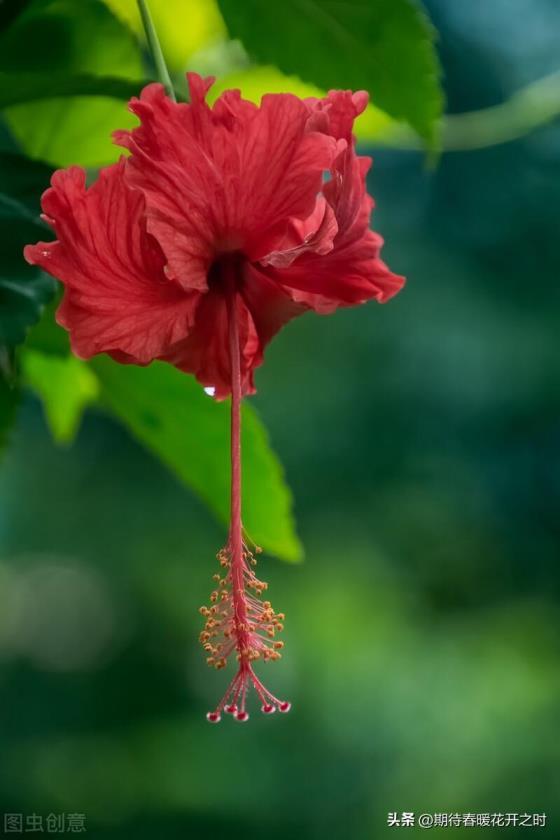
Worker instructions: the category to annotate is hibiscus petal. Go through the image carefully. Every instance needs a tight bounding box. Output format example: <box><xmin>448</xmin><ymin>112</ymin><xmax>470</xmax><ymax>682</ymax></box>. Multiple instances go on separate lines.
<box><xmin>260</xmin><ymin>145</ymin><xmax>404</xmax><ymax>310</ymax></box>
<box><xmin>263</xmin><ymin>231</ymin><xmax>403</xmax><ymax>311</ymax></box>
<box><xmin>306</xmin><ymin>89</ymin><xmax>369</xmax><ymax>142</ymax></box>
<box><xmin>237</xmin><ymin>92</ymin><xmax>338</xmax><ymax>248</ymax></box>
<box><xmin>115</xmin><ymin>75</ymin><xmax>339</xmax><ymax>285</ymax></box>
<box><xmin>275</xmin><ymin>86</ymin><xmax>405</xmax><ymax>309</ymax></box>
<box><xmin>24</xmin><ymin>77</ymin><xmax>405</xmax><ymax>401</ymax></box>
<box><xmin>24</xmin><ymin>160</ymin><xmax>199</xmax><ymax>364</ymax></box>
<box><xmin>256</xmin><ymin>195</ymin><xmax>338</xmax><ymax>268</ymax></box>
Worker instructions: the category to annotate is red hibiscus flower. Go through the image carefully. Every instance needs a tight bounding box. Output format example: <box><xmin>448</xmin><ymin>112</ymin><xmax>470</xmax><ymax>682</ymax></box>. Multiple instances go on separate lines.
<box><xmin>25</xmin><ymin>74</ymin><xmax>404</xmax><ymax>722</ymax></box>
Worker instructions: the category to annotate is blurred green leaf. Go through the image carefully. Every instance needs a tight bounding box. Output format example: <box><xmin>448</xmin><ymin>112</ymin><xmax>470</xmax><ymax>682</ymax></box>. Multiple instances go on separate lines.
<box><xmin>0</xmin><ymin>370</ymin><xmax>19</xmax><ymax>456</ymax></box>
<box><xmin>217</xmin><ymin>0</ymin><xmax>443</xmax><ymax>144</ymax></box>
<box><xmin>0</xmin><ymin>0</ymin><xmax>31</xmax><ymax>34</ymax></box>
<box><xmin>22</xmin><ymin>350</ymin><xmax>99</xmax><ymax>444</ymax></box>
<box><xmin>25</xmin><ymin>297</ymin><xmax>69</xmax><ymax>357</ymax></box>
<box><xmin>1</xmin><ymin>0</ymin><xmax>143</xmax><ymax>167</ymax></box>
<box><xmin>0</xmin><ymin>71</ymin><xmax>144</xmax><ymax>110</ymax></box>
<box><xmin>92</xmin><ymin>357</ymin><xmax>302</xmax><ymax>562</ymax></box>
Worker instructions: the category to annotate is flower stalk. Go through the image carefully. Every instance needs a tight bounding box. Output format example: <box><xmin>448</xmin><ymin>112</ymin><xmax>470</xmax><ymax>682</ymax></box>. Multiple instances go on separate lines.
<box><xmin>202</xmin><ymin>262</ymin><xmax>291</xmax><ymax>722</ymax></box>
<box><xmin>226</xmin><ymin>275</ymin><xmax>245</xmax><ymax>643</ymax></box>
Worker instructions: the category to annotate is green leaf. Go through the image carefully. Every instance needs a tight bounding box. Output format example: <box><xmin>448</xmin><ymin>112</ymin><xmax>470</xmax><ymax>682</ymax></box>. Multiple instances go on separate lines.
<box><xmin>92</xmin><ymin>357</ymin><xmax>302</xmax><ymax>562</ymax></box>
<box><xmin>0</xmin><ymin>153</ymin><xmax>56</xmax><ymax>349</ymax></box>
<box><xmin>22</xmin><ymin>350</ymin><xmax>99</xmax><ymax>445</ymax></box>
<box><xmin>217</xmin><ymin>0</ymin><xmax>443</xmax><ymax>144</ymax></box>
<box><xmin>0</xmin><ymin>151</ymin><xmax>52</xmax><ymax>221</ymax></box>
<box><xmin>0</xmin><ymin>263</ymin><xmax>54</xmax><ymax>347</ymax></box>
<box><xmin>0</xmin><ymin>71</ymin><xmax>144</xmax><ymax>110</ymax></box>
<box><xmin>208</xmin><ymin>65</ymin><xmax>396</xmax><ymax>142</ymax></box>
<box><xmin>1</xmin><ymin>0</ymin><xmax>144</xmax><ymax>167</ymax></box>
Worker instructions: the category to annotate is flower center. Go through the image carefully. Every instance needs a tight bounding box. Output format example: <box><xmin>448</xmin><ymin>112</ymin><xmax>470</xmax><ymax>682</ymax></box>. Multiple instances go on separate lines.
<box><xmin>207</xmin><ymin>251</ymin><xmax>245</xmax><ymax>293</ymax></box>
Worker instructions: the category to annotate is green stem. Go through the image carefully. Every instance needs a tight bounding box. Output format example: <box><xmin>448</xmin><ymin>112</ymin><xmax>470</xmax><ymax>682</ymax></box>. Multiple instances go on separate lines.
<box><xmin>136</xmin><ymin>0</ymin><xmax>176</xmax><ymax>101</ymax></box>
<box><xmin>377</xmin><ymin>71</ymin><xmax>560</xmax><ymax>152</ymax></box>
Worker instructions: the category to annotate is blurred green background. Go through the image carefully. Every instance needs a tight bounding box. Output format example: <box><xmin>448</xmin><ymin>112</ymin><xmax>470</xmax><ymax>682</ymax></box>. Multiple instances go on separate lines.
<box><xmin>1</xmin><ymin>0</ymin><xmax>560</xmax><ymax>837</ymax></box>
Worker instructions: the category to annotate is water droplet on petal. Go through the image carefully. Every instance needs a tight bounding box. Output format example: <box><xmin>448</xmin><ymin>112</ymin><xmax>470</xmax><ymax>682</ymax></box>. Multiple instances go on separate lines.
<box><xmin>204</xmin><ymin>386</ymin><xmax>216</xmax><ymax>397</ymax></box>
